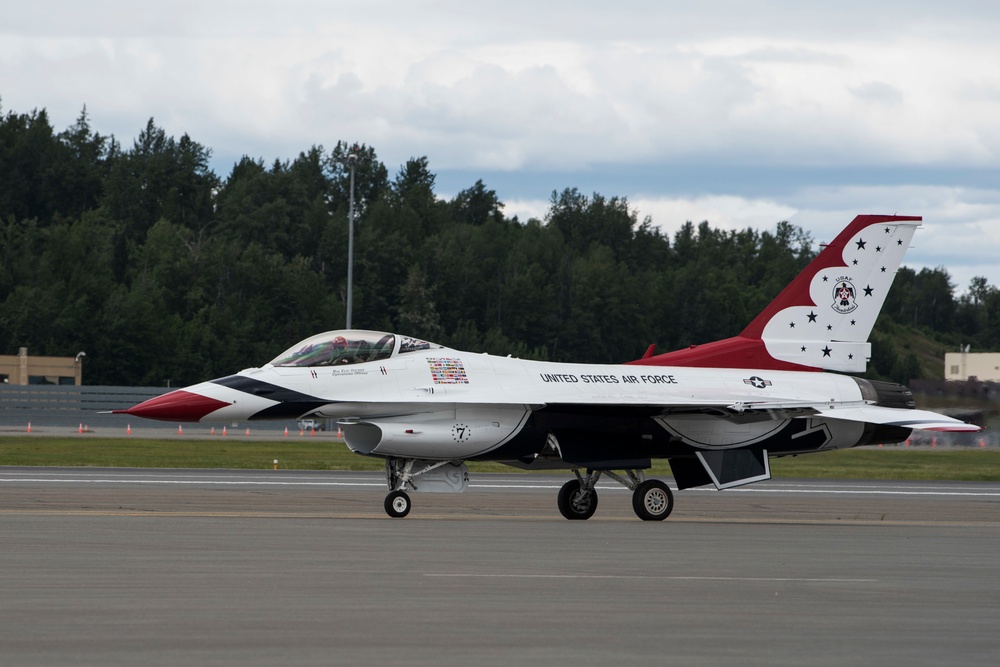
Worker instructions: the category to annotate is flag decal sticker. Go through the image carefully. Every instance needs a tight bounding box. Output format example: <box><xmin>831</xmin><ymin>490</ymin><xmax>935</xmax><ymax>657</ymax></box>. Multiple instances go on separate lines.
<box><xmin>427</xmin><ymin>358</ymin><xmax>470</xmax><ymax>384</ymax></box>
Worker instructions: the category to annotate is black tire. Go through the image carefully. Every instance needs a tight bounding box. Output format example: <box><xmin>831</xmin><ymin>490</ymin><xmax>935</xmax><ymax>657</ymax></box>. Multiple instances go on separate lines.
<box><xmin>632</xmin><ymin>480</ymin><xmax>673</xmax><ymax>521</ymax></box>
<box><xmin>384</xmin><ymin>490</ymin><xmax>411</xmax><ymax>518</ymax></box>
<box><xmin>557</xmin><ymin>479</ymin><xmax>598</xmax><ymax>520</ymax></box>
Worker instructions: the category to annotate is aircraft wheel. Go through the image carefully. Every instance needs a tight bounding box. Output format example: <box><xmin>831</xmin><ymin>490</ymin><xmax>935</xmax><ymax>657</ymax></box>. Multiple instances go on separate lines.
<box><xmin>632</xmin><ymin>480</ymin><xmax>673</xmax><ymax>521</ymax></box>
<box><xmin>557</xmin><ymin>479</ymin><xmax>598</xmax><ymax>520</ymax></box>
<box><xmin>384</xmin><ymin>490</ymin><xmax>411</xmax><ymax>518</ymax></box>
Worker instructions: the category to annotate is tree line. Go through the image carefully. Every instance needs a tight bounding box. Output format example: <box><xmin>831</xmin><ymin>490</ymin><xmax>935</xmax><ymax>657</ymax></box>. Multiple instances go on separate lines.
<box><xmin>1</xmin><ymin>104</ymin><xmax>998</xmax><ymax>386</ymax></box>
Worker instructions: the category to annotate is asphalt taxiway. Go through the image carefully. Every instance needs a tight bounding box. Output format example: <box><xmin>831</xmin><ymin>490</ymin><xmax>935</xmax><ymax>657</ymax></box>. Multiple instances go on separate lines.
<box><xmin>2</xmin><ymin>469</ymin><xmax>999</xmax><ymax>666</ymax></box>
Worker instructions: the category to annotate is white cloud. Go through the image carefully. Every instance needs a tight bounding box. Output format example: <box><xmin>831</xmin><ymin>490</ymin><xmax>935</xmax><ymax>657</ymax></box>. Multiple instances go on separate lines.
<box><xmin>7</xmin><ymin>3</ymin><xmax>1000</xmax><ymax>172</ymax></box>
<box><xmin>631</xmin><ymin>195</ymin><xmax>797</xmax><ymax>235</ymax></box>
<box><xmin>504</xmin><ymin>198</ymin><xmax>550</xmax><ymax>223</ymax></box>
<box><xmin>3</xmin><ymin>1</ymin><xmax>1000</xmax><ymax>293</ymax></box>
<box><xmin>506</xmin><ymin>186</ymin><xmax>1000</xmax><ymax>295</ymax></box>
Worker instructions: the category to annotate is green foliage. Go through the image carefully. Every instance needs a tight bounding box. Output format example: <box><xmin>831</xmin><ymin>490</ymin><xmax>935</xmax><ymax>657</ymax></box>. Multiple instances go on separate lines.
<box><xmin>1</xmin><ymin>103</ymin><xmax>997</xmax><ymax>386</ymax></box>
<box><xmin>769</xmin><ymin>448</ymin><xmax>1000</xmax><ymax>481</ymax></box>
<box><xmin>3</xmin><ymin>436</ymin><xmax>999</xmax><ymax>480</ymax></box>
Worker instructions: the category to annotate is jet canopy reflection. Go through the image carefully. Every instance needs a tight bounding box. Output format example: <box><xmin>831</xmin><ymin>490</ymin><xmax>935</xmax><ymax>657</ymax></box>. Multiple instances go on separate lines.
<box><xmin>269</xmin><ymin>330</ymin><xmax>442</xmax><ymax>367</ymax></box>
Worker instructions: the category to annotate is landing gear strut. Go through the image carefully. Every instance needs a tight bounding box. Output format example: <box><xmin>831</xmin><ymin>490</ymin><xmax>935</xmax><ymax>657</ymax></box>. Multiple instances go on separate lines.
<box><xmin>558</xmin><ymin>468</ymin><xmax>674</xmax><ymax>521</ymax></box>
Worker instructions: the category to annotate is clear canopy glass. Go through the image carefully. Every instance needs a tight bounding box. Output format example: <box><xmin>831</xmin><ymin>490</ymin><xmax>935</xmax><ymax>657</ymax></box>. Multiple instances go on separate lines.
<box><xmin>269</xmin><ymin>330</ymin><xmax>440</xmax><ymax>367</ymax></box>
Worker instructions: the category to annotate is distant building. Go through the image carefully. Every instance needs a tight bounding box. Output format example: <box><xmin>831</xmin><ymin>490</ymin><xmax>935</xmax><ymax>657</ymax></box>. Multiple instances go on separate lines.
<box><xmin>944</xmin><ymin>351</ymin><xmax>1000</xmax><ymax>382</ymax></box>
<box><xmin>0</xmin><ymin>347</ymin><xmax>83</xmax><ymax>385</ymax></box>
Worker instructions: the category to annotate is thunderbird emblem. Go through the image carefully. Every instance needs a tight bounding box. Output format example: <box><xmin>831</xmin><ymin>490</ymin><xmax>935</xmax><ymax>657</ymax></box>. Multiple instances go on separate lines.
<box><xmin>832</xmin><ymin>280</ymin><xmax>858</xmax><ymax>314</ymax></box>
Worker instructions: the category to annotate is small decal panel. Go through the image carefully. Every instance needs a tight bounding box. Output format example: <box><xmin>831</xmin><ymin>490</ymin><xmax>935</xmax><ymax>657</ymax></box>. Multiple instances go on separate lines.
<box><xmin>427</xmin><ymin>357</ymin><xmax>469</xmax><ymax>384</ymax></box>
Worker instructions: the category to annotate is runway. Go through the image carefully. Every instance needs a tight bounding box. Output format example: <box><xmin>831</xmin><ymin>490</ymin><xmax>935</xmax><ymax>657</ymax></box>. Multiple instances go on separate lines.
<box><xmin>2</xmin><ymin>469</ymin><xmax>999</xmax><ymax>666</ymax></box>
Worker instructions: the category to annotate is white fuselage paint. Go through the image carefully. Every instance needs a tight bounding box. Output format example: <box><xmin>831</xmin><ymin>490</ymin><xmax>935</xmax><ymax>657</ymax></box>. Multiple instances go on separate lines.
<box><xmin>191</xmin><ymin>350</ymin><xmax>867</xmax><ymax>458</ymax></box>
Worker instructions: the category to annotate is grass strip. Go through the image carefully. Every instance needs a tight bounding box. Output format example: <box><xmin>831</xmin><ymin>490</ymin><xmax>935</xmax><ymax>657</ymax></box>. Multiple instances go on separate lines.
<box><xmin>2</xmin><ymin>436</ymin><xmax>999</xmax><ymax>481</ymax></box>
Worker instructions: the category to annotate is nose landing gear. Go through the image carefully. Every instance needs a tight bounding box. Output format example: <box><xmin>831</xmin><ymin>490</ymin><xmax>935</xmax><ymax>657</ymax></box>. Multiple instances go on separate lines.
<box><xmin>382</xmin><ymin>457</ymin><xmax>470</xmax><ymax>518</ymax></box>
<box><xmin>384</xmin><ymin>490</ymin><xmax>411</xmax><ymax>518</ymax></box>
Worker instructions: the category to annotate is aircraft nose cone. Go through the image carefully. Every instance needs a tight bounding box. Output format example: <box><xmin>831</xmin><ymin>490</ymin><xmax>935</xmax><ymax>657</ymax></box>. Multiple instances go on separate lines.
<box><xmin>118</xmin><ymin>390</ymin><xmax>231</xmax><ymax>422</ymax></box>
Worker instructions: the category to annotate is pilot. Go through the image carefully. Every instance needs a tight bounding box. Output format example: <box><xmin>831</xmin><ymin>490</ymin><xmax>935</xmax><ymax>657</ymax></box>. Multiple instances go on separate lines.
<box><xmin>326</xmin><ymin>336</ymin><xmax>350</xmax><ymax>365</ymax></box>
<box><xmin>304</xmin><ymin>336</ymin><xmax>349</xmax><ymax>366</ymax></box>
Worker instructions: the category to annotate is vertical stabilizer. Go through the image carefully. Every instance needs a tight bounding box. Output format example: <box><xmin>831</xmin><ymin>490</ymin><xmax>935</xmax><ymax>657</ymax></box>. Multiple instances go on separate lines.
<box><xmin>746</xmin><ymin>215</ymin><xmax>920</xmax><ymax>372</ymax></box>
<box><xmin>631</xmin><ymin>215</ymin><xmax>921</xmax><ymax>372</ymax></box>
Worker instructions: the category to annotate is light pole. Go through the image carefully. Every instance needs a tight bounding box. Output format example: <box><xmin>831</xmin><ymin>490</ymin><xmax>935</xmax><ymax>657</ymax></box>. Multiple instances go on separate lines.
<box><xmin>335</xmin><ymin>153</ymin><xmax>360</xmax><ymax>329</ymax></box>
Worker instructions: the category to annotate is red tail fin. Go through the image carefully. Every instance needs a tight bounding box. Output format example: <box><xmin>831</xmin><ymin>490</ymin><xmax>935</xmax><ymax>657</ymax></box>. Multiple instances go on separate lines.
<box><xmin>629</xmin><ymin>215</ymin><xmax>921</xmax><ymax>372</ymax></box>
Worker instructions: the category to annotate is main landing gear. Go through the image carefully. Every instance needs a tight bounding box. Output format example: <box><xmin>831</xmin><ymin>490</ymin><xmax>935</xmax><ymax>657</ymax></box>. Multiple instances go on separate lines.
<box><xmin>381</xmin><ymin>457</ymin><xmax>674</xmax><ymax>521</ymax></box>
<box><xmin>557</xmin><ymin>468</ymin><xmax>674</xmax><ymax>521</ymax></box>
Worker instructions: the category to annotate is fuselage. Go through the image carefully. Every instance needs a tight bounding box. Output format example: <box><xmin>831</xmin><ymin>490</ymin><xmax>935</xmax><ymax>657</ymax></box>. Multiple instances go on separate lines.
<box><xmin>196</xmin><ymin>347</ymin><xmax>866</xmax><ymax>420</ymax></box>
<box><xmin>123</xmin><ymin>329</ymin><xmax>883</xmax><ymax>464</ymax></box>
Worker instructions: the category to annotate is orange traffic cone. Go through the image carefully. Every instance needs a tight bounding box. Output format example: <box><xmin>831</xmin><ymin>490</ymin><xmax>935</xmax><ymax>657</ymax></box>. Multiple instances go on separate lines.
<box><xmin>78</xmin><ymin>423</ymin><xmax>83</xmax><ymax>433</ymax></box>
<box><xmin>284</xmin><ymin>426</ymin><xmax>289</xmax><ymax>437</ymax></box>
<box><xmin>222</xmin><ymin>426</ymin><xmax>227</xmax><ymax>436</ymax></box>
<box><xmin>245</xmin><ymin>427</ymin><xmax>250</xmax><ymax>436</ymax></box>
<box><xmin>127</xmin><ymin>423</ymin><xmax>132</xmax><ymax>435</ymax></box>
<box><xmin>26</xmin><ymin>422</ymin><xmax>31</xmax><ymax>433</ymax></box>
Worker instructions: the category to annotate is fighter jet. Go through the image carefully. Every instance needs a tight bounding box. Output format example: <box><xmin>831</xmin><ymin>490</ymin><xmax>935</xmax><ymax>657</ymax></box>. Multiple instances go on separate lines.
<box><xmin>118</xmin><ymin>215</ymin><xmax>979</xmax><ymax>520</ymax></box>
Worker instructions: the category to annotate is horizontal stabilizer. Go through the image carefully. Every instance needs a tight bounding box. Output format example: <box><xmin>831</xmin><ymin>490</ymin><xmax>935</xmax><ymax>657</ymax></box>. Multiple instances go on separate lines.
<box><xmin>813</xmin><ymin>405</ymin><xmax>981</xmax><ymax>432</ymax></box>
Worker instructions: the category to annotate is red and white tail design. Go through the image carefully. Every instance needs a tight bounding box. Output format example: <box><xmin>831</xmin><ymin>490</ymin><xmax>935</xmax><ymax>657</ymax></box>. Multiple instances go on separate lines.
<box><xmin>633</xmin><ymin>215</ymin><xmax>921</xmax><ymax>372</ymax></box>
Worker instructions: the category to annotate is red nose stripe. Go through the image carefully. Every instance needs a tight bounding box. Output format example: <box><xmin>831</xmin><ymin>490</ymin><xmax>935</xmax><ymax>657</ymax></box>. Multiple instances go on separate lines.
<box><xmin>119</xmin><ymin>390</ymin><xmax>231</xmax><ymax>422</ymax></box>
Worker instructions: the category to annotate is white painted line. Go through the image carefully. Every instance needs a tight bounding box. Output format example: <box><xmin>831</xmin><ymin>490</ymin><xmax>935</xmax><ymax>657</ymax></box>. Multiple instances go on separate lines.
<box><xmin>1</xmin><ymin>475</ymin><xmax>999</xmax><ymax>497</ymax></box>
<box><xmin>424</xmin><ymin>573</ymin><xmax>878</xmax><ymax>583</ymax></box>
<box><xmin>0</xmin><ymin>478</ymin><xmax>385</xmax><ymax>487</ymax></box>
<box><xmin>709</xmin><ymin>488</ymin><xmax>1000</xmax><ymax>497</ymax></box>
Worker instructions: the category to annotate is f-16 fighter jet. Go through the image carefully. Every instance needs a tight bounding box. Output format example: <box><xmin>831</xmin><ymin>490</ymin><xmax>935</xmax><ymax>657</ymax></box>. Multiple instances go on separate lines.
<box><xmin>118</xmin><ymin>215</ymin><xmax>979</xmax><ymax>519</ymax></box>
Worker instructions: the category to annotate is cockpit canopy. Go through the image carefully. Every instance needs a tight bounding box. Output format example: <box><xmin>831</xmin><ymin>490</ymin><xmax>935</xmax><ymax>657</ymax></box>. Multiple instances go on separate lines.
<box><xmin>269</xmin><ymin>330</ymin><xmax>443</xmax><ymax>367</ymax></box>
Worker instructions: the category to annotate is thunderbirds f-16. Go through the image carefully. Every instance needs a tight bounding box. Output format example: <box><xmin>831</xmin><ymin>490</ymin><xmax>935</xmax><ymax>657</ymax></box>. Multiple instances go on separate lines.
<box><xmin>118</xmin><ymin>215</ymin><xmax>979</xmax><ymax>520</ymax></box>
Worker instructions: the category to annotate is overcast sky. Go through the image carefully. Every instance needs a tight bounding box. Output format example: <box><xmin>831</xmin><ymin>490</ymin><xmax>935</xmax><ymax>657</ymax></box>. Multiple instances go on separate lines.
<box><xmin>3</xmin><ymin>0</ymin><xmax>999</xmax><ymax>293</ymax></box>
